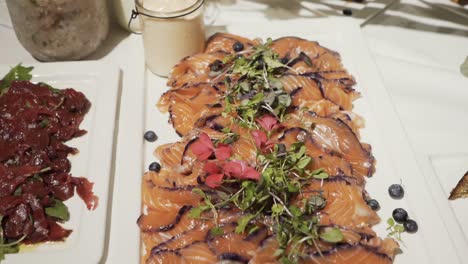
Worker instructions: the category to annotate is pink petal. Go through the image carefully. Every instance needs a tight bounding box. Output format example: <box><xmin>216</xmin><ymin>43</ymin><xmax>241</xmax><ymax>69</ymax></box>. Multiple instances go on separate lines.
<box><xmin>214</xmin><ymin>144</ymin><xmax>231</xmax><ymax>161</ymax></box>
<box><xmin>204</xmin><ymin>162</ymin><xmax>221</xmax><ymax>174</ymax></box>
<box><xmin>223</xmin><ymin>160</ymin><xmax>245</xmax><ymax>178</ymax></box>
<box><xmin>243</xmin><ymin>167</ymin><xmax>261</xmax><ymax>180</ymax></box>
<box><xmin>192</xmin><ymin>133</ymin><xmax>214</xmax><ymax>160</ymax></box>
<box><xmin>199</xmin><ymin>133</ymin><xmax>214</xmax><ymax>149</ymax></box>
<box><xmin>205</xmin><ymin>173</ymin><xmax>224</xmax><ymax>188</ymax></box>
<box><xmin>251</xmin><ymin>130</ymin><xmax>268</xmax><ymax>149</ymax></box>
<box><xmin>256</xmin><ymin>115</ymin><xmax>278</xmax><ymax>131</ymax></box>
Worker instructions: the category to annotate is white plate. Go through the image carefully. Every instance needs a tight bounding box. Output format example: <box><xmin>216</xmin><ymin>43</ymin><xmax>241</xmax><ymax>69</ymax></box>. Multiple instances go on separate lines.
<box><xmin>143</xmin><ymin>18</ymin><xmax>461</xmax><ymax>264</ymax></box>
<box><xmin>0</xmin><ymin>62</ymin><xmax>119</xmax><ymax>264</ymax></box>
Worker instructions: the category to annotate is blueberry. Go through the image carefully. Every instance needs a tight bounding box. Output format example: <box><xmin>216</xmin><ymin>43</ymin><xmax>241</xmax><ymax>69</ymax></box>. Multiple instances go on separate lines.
<box><xmin>392</xmin><ymin>208</ymin><xmax>408</xmax><ymax>223</ymax></box>
<box><xmin>209</xmin><ymin>60</ymin><xmax>223</xmax><ymax>72</ymax></box>
<box><xmin>232</xmin><ymin>41</ymin><xmax>244</xmax><ymax>52</ymax></box>
<box><xmin>404</xmin><ymin>219</ymin><xmax>418</xmax><ymax>233</ymax></box>
<box><xmin>280</xmin><ymin>57</ymin><xmax>289</xmax><ymax>65</ymax></box>
<box><xmin>144</xmin><ymin>130</ymin><xmax>158</xmax><ymax>142</ymax></box>
<box><xmin>367</xmin><ymin>199</ymin><xmax>380</xmax><ymax>211</ymax></box>
<box><xmin>388</xmin><ymin>184</ymin><xmax>404</xmax><ymax>199</ymax></box>
<box><xmin>149</xmin><ymin>162</ymin><xmax>161</xmax><ymax>172</ymax></box>
<box><xmin>342</xmin><ymin>9</ymin><xmax>353</xmax><ymax>16</ymax></box>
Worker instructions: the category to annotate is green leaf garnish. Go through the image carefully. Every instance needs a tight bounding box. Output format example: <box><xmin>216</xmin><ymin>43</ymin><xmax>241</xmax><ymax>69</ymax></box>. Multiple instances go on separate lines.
<box><xmin>235</xmin><ymin>214</ymin><xmax>255</xmax><ymax>234</ymax></box>
<box><xmin>210</xmin><ymin>226</ymin><xmax>224</xmax><ymax>236</ymax></box>
<box><xmin>386</xmin><ymin>217</ymin><xmax>405</xmax><ymax>242</ymax></box>
<box><xmin>45</xmin><ymin>199</ymin><xmax>70</xmax><ymax>221</ymax></box>
<box><xmin>320</xmin><ymin>228</ymin><xmax>344</xmax><ymax>243</ymax></box>
<box><xmin>0</xmin><ymin>64</ymin><xmax>33</xmax><ymax>95</ymax></box>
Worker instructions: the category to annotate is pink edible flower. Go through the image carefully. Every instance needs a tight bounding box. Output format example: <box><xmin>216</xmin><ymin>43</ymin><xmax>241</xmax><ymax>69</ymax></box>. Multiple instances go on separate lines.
<box><xmin>205</xmin><ymin>173</ymin><xmax>224</xmax><ymax>188</ymax></box>
<box><xmin>204</xmin><ymin>162</ymin><xmax>221</xmax><ymax>174</ymax></box>
<box><xmin>223</xmin><ymin>160</ymin><xmax>261</xmax><ymax>180</ymax></box>
<box><xmin>214</xmin><ymin>143</ymin><xmax>231</xmax><ymax>161</ymax></box>
<box><xmin>192</xmin><ymin>133</ymin><xmax>232</xmax><ymax>161</ymax></box>
<box><xmin>251</xmin><ymin>130</ymin><xmax>274</xmax><ymax>152</ymax></box>
<box><xmin>256</xmin><ymin>115</ymin><xmax>281</xmax><ymax>131</ymax></box>
<box><xmin>191</xmin><ymin>133</ymin><xmax>214</xmax><ymax>161</ymax></box>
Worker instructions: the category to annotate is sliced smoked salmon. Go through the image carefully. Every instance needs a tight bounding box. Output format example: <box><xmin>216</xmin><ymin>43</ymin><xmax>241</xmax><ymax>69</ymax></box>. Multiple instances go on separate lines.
<box><xmin>141</xmin><ymin>33</ymin><xmax>400</xmax><ymax>264</ymax></box>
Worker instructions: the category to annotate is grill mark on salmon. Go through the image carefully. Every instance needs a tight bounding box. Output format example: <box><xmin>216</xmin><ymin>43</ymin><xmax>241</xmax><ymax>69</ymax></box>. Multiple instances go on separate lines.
<box><xmin>138</xmin><ymin>206</ymin><xmax>192</xmax><ymax>232</ymax></box>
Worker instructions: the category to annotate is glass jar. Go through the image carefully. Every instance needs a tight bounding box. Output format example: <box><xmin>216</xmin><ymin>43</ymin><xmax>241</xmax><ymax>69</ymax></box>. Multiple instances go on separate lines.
<box><xmin>135</xmin><ymin>0</ymin><xmax>206</xmax><ymax>77</ymax></box>
<box><xmin>6</xmin><ymin>0</ymin><xmax>110</xmax><ymax>61</ymax></box>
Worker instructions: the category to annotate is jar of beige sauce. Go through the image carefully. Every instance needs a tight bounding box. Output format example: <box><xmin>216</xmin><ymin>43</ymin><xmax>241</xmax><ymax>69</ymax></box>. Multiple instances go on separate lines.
<box><xmin>136</xmin><ymin>0</ymin><xmax>206</xmax><ymax>77</ymax></box>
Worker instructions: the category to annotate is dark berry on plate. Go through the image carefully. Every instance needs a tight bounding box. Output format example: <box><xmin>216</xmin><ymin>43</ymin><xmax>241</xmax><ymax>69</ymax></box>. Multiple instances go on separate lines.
<box><xmin>280</xmin><ymin>57</ymin><xmax>289</xmax><ymax>65</ymax></box>
<box><xmin>210</xmin><ymin>60</ymin><xmax>223</xmax><ymax>72</ymax></box>
<box><xmin>404</xmin><ymin>219</ymin><xmax>418</xmax><ymax>233</ymax></box>
<box><xmin>342</xmin><ymin>9</ymin><xmax>353</xmax><ymax>16</ymax></box>
<box><xmin>367</xmin><ymin>199</ymin><xmax>380</xmax><ymax>211</ymax></box>
<box><xmin>392</xmin><ymin>208</ymin><xmax>408</xmax><ymax>223</ymax></box>
<box><xmin>144</xmin><ymin>130</ymin><xmax>158</xmax><ymax>142</ymax></box>
<box><xmin>233</xmin><ymin>41</ymin><xmax>244</xmax><ymax>52</ymax></box>
<box><xmin>149</xmin><ymin>162</ymin><xmax>161</xmax><ymax>172</ymax></box>
<box><xmin>388</xmin><ymin>184</ymin><xmax>404</xmax><ymax>199</ymax></box>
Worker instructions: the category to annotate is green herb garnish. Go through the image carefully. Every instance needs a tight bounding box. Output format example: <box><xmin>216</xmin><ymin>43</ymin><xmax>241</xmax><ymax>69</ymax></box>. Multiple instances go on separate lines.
<box><xmin>386</xmin><ymin>217</ymin><xmax>405</xmax><ymax>242</ymax></box>
<box><xmin>45</xmin><ymin>199</ymin><xmax>70</xmax><ymax>221</ymax></box>
<box><xmin>0</xmin><ymin>64</ymin><xmax>33</xmax><ymax>96</ymax></box>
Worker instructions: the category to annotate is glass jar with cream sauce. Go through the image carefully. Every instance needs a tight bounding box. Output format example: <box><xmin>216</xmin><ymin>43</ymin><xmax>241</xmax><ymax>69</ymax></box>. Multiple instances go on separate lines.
<box><xmin>135</xmin><ymin>0</ymin><xmax>206</xmax><ymax>77</ymax></box>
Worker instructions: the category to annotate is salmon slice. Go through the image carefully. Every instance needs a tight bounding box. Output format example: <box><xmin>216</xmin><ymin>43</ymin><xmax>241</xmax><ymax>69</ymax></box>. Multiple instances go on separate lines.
<box><xmin>155</xmin><ymin>142</ymin><xmax>185</xmax><ymax>168</ymax></box>
<box><xmin>142</xmin><ymin>208</ymin><xmax>243</xmax><ymax>259</ymax></box>
<box><xmin>270</xmin><ymin>37</ymin><xmax>354</xmax><ymax>81</ymax></box>
<box><xmin>250</xmin><ymin>237</ymin><xmax>280</xmax><ymax>264</ymax></box>
<box><xmin>148</xmin><ymin>242</ymin><xmax>217</xmax><ymax>264</ymax></box>
<box><xmin>153</xmin><ymin>224</ymin><xmax>212</xmax><ymax>251</ymax></box>
<box><xmin>158</xmin><ymin>83</ymin><xmax>222</xmax><ymax>113</ymax></box>
<box><xmin>142</xmin><ymin>182</ymin><xmax>201</xmax><ymax>212</ymax></box>
<box><xmin>300</xmin><ymin>180</ymin><xmax>380</xmax><ymax>235</ymax></box>
<box><xmin>302</xmin><ymin>242</ymin><xmax>398</xmax><ymax>264</ymax></box>
<box><xmin>330</xmin><ymin>111</ymin><xmax>365</xmax><ymax>139</ymax></box>
<box><xmin>165</xmin><ymin>85</ymin><xmax>224</xmax><ymax>136</ymax></box>
<box><xmin>140</xmin><ymin>209</ymin><xmax>198</xmax><ymax>256</ymax></box>
<box><xmin>205</xmin><ymin>32</ymin><xmax>259</xmax><ymax>54</ymax></box>
<box><xmin>315</xmin><ymin>78</ymin><xmax>359</xmax><ymax>111</ymax></box>
<box><xmin>207</xmin><ymin>231</ymin><xmax>261</xmax><ymax>261</ymax></box>
<box><xmin>300</xmin><ymin>114</ymin><xmax>375</xmax><ymax>177</ymax></box>
<box><xmin>138</xmin><ymin>206</ymin><xmax>192</xmax><ymax>233</ymax></box>
<box><xmin>168</xmin><ymin>53</ymin><xmax>225</xmax><ymax>89</ymax></box>
<box><xmin>281</xmin><ymin>75</ymin><xmax>324</xmax><ymax>97</ymax></box>
<box><xmin>292</xmin><ymin>98</ymin><xmax>340</xmax><ymax>118</ymax></box>
<box><xmin>280</xmin><ymin>74</ymin><xmax>357</xmax><ymax>112</ymax></box>
<box><xmin>230</xmin><ymin>135</ymin><xmax>257</xmax><ymax>164</ymax></box>
<box><xmin>145</xmin><ymin>164</ymin><xmax>202</xmax><ymax>188</ymax></box>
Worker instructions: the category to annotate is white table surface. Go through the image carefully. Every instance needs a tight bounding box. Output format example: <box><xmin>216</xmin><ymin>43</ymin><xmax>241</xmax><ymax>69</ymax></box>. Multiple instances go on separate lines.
<box><xmin>0</xmin><ymin>0</ymin><xmax>467</xmax><ymax>263</ymax></box>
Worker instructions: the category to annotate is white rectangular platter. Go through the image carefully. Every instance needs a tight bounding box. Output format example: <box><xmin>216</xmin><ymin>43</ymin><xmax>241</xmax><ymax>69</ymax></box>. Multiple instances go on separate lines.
<box><xmin>141</xmin><ymin>18</ymin><xmax>463</xmax><ymax>264</ymax></box>
<box><xmin>0</xmin><ymin>62</ymin><xmax>119</xmax><ymax>264</ymax></box>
